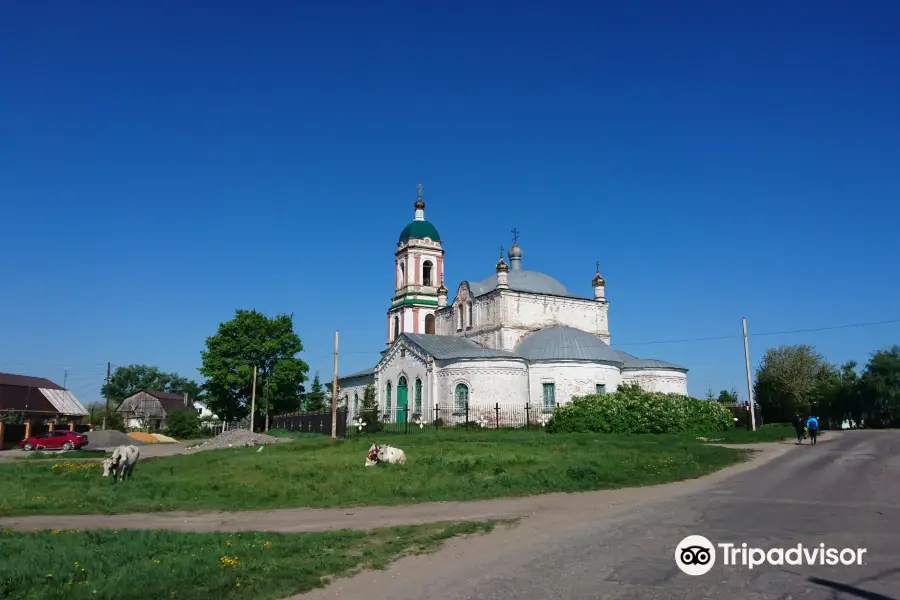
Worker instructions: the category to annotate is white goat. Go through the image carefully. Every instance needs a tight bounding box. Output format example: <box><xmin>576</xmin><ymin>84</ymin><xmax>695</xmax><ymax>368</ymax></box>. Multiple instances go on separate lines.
<box><xmin>364</xmin><ymin>443</ymin><xmax>407</xmax><ymax>467</ymax></box>
<box><xmin>102</xmin><ymin>445</ymin><xmax>140</xmax><ymax>483</ymax></box>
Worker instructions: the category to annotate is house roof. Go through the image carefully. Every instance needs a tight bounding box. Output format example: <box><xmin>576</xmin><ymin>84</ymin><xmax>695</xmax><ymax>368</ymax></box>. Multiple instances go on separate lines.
<box><xmin>0</xmin><ymin>372</ymin><xmax>64</xmax><ymax>390</ymax></box>
<box><xmin>0</xmin><ymin>372</ymin><xmax>88</xmax><ymax>415</ymax></box>
<box><xmin>515</xmin><ymin>326</ymin><xmax>623</xmax><ymax>363</ymax></box>
<box><xmin>120</xmin><ymin>390</ymin><xmax>192</xmax><ymax>416</ymax></box>
<box><xmin>403</xmin><ymin>333</ymin><xmax>517</xmax><ymax>359</ymax></box>
<box><xmin>614</xmin><ymin>350</ymin><xmax>687</xmax><ymax>371</ymax></box>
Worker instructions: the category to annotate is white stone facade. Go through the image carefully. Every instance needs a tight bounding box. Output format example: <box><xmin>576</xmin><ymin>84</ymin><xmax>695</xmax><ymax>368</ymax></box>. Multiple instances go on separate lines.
<box><xmin>333</xmin><ymin>189</ymin><xmax>691</xmax><ymax>421</ymax></box>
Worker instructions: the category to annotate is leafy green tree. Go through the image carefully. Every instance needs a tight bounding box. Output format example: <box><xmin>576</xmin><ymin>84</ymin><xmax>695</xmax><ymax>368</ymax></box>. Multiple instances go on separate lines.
<box><xmin>754</xmin><ymin>344</ymin><xmax>833</xmax><ymax>423</ymax></box>
<box><xmin>303</xmin><ymin>373</ymin><xmax>327</xmax><ymax>411</ymax></box>
<box><xmin>164</xmin><ymin>409</ymin><xmax>202</xmax><ymax>439</ymax></box>
<box><xmin>859</xmin><ymin>345</ymin><xmax>900</xmax><ymax>428</ymax></box>
<box><xmin>358</xmin><ymin>383</ymin><xmax>381</xmax><ymax>433</ymax></box>
<box><xmin>101</xmin><ymin>364</ymin><xmax>204</xmax><ymax>408</ymax></box>
<box><xmin>199</xmin><ymin>309</ymin><xmax>308</xmax><ymax>422</ymax></box>
<box><xmin>717</xmin><ymin>388</ymin><xmax>740</xmax><ymax>404</ymax></box>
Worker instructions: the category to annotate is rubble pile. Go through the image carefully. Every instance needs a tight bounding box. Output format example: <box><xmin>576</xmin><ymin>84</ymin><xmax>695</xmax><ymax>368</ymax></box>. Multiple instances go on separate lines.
<box><xmin>187</xmin><ymin>429</ymin><xmax>291</xmax><ymax>451</ymax></box>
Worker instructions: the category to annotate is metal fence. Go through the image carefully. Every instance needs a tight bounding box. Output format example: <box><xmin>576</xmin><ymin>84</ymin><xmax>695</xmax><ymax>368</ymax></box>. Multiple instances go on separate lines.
<box><xmin>271</xmin><ymin>409</ymin><xmax>349</xmax><ymax>438</ymax></box>
<box><xmin>348</xmin><ymin>402</ymin><xmax>555</xmax><ymax>435</ymax></box>
<box><xmin>720</xmin><ymin>402</ymin><xmax>763</xmax><ymax>430</ymax></box>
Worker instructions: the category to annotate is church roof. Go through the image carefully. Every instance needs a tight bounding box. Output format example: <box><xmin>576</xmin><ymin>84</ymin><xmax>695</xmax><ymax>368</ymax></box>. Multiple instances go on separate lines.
<box><xmin>403</xmin><ymin>333</ymin><xmax>517</xmax><ymax>359</ymax></box>
<box><xmin>469</xmin><ymin>269</ymin><xmax>576</xmax><ymax>298</ymax></box>
<box><xmin>339</xmin><ymin>367</ymin><xmax>376</xmax><ymax>380</ymax></box>
<box><xmin>398</xmin><ymin>220</ymin><xmax>441</xmax><ymax>243</ymax></box>
<box><xmin>614</xmin><ymin>350</ymin><xmax>687</xmax><ymax>371</ymax></box>
<box><xmin>515</xmin><ymin>326</ymin><xmax>623</xmax><ymax>362</ymax></box>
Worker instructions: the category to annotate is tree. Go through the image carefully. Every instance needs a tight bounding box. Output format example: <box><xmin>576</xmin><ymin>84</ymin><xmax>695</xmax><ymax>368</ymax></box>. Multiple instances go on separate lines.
<box><xmin>754</xmin><ymin>344</ymin><xmax>833</xmax><ymax>423</ymax></box>
<box><xmin>859</xmin><ymin>345</ymin><xmax>900</xmax><ymax>428</ymax></box>
<box><xmin>164</xmin><ymin>409</ymin><xmax>202</xmax><ymax>440</ymax></box>
<box><xmin>717</xmin><ymin>388</ymin><xmax>740</xmax><ymax>404</ymax></box>
<box><xmin>303</xmin><ymin>373</ymin><xmax>327</xmax><ymax>411</ymax></box>
<box><xmin>199</xmin><ymin>309</ymin><xmax>308</xmax><ymax>422</ymax></box>
<box><xmin>705</xmin><ymin>387</ymin><xmax>716</xmax><ymax>401</ymax></box>
<box><xmin>358</xmin><ymin>383</ymin><xmax>381</xmax><ymax>433</ymax></box>
<box><xmin>813</xmin><ymin>361</ymin><xmax>860</xmax><ymax>429</ymax></box>
<box><xmin>101</xmin><ymin>364</ymin><xmax>204</xmax><ymax>409</ymax></box>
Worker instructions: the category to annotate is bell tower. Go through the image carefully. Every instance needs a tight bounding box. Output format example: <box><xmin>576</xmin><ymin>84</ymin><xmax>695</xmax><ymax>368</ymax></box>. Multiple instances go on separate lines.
<box><xmin>387</xmin><ymin>185</ymin><xmax>445</xmax><ymax>345</ymax></box>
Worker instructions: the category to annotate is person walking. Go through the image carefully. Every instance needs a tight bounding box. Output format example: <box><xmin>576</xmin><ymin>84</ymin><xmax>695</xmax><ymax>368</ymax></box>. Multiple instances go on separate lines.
<box><xmin>793</xmin><ymin>413</ymin><xmax>805</xmax><ymax>444</ymax></box>
<box><xmin>806</xmin><ymin>415</ymin><xmax>819</xmax><ymax>445</ymax></box>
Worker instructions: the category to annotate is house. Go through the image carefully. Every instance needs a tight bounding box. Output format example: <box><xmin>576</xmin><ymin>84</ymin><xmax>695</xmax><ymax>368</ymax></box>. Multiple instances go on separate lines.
<box><xmin>193</xmin><ymin>400</ymin><xmax>220</xmax><ymax>427</ymax></box>
<box><xmin>0</xmin><ymin>372</ymin><xmax>89</xmax><ymax>423</ymax></box>
<box><xmin>116</xmin><ymin>390</ymin><xmax>196</xmax><ymax>430</ymax></box>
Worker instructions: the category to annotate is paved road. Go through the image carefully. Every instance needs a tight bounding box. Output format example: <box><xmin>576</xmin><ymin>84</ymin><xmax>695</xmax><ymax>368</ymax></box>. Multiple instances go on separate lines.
<box><xmin>302</xmin><ymin>431</ymin><xmax>900</xmax><ymax>600</ymax></box>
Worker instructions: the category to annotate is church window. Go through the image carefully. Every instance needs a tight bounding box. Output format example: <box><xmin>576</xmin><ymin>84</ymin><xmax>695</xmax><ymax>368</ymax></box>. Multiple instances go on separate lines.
<box><xmin>425</xmin><ymin>313</ymin><xmax>436</xmax><ymax>334</ymax></box>
<box><xmin>423</xmin><ymin>261</ymin><xmax>433</xmax><ymax>286</ymax></box>
<box><xmin>385</xmin><ymin>382</ymin><xmax>392</xmax><ymax>419</ymax></box>
<box><xmin>354</xmin><ymin>393</ymin><xmax>359</xmax><ymax>415</ymax></box>
<box><xmin>542</xmin><ymin>383</ymin><xmax>556</xmax><ymax>413</ymax></box>
<box><xmin>400</xmin><ymin>348</ymin><xmax>406</xmax><ymax>358</ymax></box>
<box><xmin>454</xmin><ymin>383</ymin><xmax>469</xmax><ymax>413</ymax></box>
<box><xmin>414</xmin><ymin>378</ymin><xmax>422</xmax><ymax>414</ymax></box>
<box><xmin>393</xmin><ymin>316</ymin><xmax>400</xmax><ymax>341</ymax></box>
<box><xmin>595</xmin><ymin>383</ymin><xmax>606</xmax><ymax>395</ymax></box>
<box><xmin>399</xmin><ymin>262</ymin><xmax>406</xmax><ymax>286</ymax></box>
<box><xmin>456</xmin><ymin>306</ymin><xmax>463</xmax><ymax>331</ymax></box>
<box><xmin>467</xmin><ymin>301</ymin><xmax>473</xmax><ymax>328</ymax></box>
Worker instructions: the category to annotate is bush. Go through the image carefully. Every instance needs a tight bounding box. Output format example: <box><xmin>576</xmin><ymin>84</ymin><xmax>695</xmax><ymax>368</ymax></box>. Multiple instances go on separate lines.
<box><xmin>546</xmin><ymin>385</ymin><xmax>734</xmax><ymax>434</ymax></box>
<box><xmin>164</xmin><ymin>409</ymin><xmax>202</xmax><ymax>439</ymax></box>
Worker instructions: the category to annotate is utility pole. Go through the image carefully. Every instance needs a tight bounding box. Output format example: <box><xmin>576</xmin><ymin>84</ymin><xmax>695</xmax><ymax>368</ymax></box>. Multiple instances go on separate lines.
<box><xmin>250</xmin><ymin>366</ymin><xmax>257</xmax><ymax>433</ymax></box>
<box><xmin>264</xmin><ymin>376</ymin><xmax>270</xmax><ymax>432</ymax></box>
<box><xmin>742</xmin><ymin>318</ymin><xmax>757</xmax><ymax>431</ymax></box>
<box><xmin>103</xmin><ymin>362</ymin><xmax>111</xmax><ymax>430</ymax></box>
<box><xmin>331</xmin><ymin>330</ymin><xmax>339</xmax><ymax>439</ymax></box>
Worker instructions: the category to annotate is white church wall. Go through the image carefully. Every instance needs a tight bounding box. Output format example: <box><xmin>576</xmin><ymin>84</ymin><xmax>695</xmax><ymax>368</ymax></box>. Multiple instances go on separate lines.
<box><xmin>527</xmin><ymin>362</ymin><xmax>622</xmax><ymax>409</ymax></box>
<box><xmin>337</xmin><ymin>379</ymin><xmax>372</xmax><ymax>422</ymax></box>
<box><xmin>501</xmin><ymin>292</ymin><xmax>610</xmax><ymax>343</ymax></box>
<box><xmin>379</xmin><ymin>345</ymin><xmax>430</xmax><ymax>422</ymax></box>
<box><xmin>434</xmin><ymin>359</ymin><xmax>529</xmax><ymax>423</ymax></box>
<box><xmin>622</xmin><ymin>369</ymin><xmax>688</xmax><ymax>395</ymax></box>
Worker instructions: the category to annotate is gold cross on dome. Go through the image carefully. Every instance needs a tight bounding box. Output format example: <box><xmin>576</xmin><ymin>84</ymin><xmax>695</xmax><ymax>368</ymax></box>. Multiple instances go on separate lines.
<box><xmin>596</xmin><ymin>260</ymin><xmax>600</xmax><ymax>273</ymax></box>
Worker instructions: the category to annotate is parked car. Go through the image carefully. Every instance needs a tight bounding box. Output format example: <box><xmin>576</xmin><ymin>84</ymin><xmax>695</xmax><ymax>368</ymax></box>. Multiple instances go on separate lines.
<box><xmin>19</xmin><ymin>430</ymin><xmax>88</xmax><ymax>451</ymax></box>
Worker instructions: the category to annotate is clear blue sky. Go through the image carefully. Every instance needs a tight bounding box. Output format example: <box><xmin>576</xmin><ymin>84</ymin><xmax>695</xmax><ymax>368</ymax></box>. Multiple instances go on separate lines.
<box><xmin>2</xmin><ymin>1</ymin><xmax>898</xmax><ymax>406</ymax></box>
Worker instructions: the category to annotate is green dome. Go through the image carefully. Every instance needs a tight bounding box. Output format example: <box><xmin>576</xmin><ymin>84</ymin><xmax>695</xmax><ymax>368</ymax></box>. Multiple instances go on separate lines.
<box><xmin>398</xmin><ymin>220</ymin><xmax>441</xmax><ymax>243</ymax></box>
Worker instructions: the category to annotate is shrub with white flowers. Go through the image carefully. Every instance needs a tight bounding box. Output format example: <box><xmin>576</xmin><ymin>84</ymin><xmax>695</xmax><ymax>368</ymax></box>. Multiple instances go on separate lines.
<box><xmin>546</xmin><ymin>383</ymin><xmax>735</xmax><ymax>434</ymax></box>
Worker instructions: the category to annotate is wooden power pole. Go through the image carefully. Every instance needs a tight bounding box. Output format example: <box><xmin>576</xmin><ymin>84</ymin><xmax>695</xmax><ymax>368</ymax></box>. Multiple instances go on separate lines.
<box><xmin>264</xmin><ymin>376</ymin><xmax>270</xmax><ymax>432</ymax></box>
<box><xmin>250</xmin><ymin>366</ymin><xmax>257</xmax><ymax>433</ymax></box>
<box><xmin>742</xmin><ymin>318</ymin><xmax>757</xmax><ymax>431</ymax></box>
<box><xmin>331</xmin><ymin>330</ymin><xmax>339</xmax><ymax>439</ymax></box>
<box><xmin>104</xmin><ymin>362</ymin><xmax>111</xmax><ymax>430</ymax></box>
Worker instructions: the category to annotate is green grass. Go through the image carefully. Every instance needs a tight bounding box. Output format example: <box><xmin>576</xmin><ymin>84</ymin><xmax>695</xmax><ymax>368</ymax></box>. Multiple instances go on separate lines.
<box><xmin>0</xmin><ymin>521</ymin><xmax>498</xmax><ymax>600</ymax></box>
<box><xmin>686</xmin><ymin>423</ymin><xmax>804</xmax><ymax>444</ymax></box>
<box><xmin>0</xmin><ymin>430</ymin><xmax>748</xmax><ymax>516</ymax></box>
<box><xmin>24</xmin><ymin>450</ymin><xmax>109</xmax><ymax>461</ymax></box>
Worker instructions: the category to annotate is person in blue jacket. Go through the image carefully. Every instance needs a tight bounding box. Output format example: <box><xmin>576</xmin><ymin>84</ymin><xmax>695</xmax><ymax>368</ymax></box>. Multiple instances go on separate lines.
<box><xmin>806</xmin><ymin>415</ymin><xmax>819</xmax><ymax>445</ymax></box>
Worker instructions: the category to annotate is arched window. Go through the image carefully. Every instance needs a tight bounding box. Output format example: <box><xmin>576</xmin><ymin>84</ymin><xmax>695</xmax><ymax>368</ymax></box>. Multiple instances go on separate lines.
<box><xmin>454</xmin><ymin>383</ymin><xmax>469</xmax><ymax>413</ymax></box>
<box><xmin>467</xmin><ymin>301</ymin><xmax>473</xmax><ymax>328</ymax></box>
<box><xmin>425</xmin><ymin>313</ymin><xmax>436</xmax><ymax>334</ymax></box>
<box><xmin>457</xmin><ymin>306</ymin><xmax>463</xmax><ymax>330</ymax></box>
<box><xmin>414</xmin><ymin>378</ymin><xmax>422</xmax><ymax>414</ymax></box>
<box><xmin>343</xmin><ymin>395</ymin><xmax>348</xmax><ymax>407</ymax></box>
<box><xmin>393</xmin><ymin>316</ymin><xmax>400</xmax><ymax>341</ymax></box>
<box><xmin>354</xmin><ymin>392</ymin><xmax>359</xmax><ymax>415</ymax></box>
<box><xmin>423</xmin><ymin>261</ymin><xmax>433</xmax><ymax>286</ymax></box>
<box><xmin>386</xmin><ymin>381</ymin><xmax>392</xmax><ymax>416</ymax></box>
<box><xmin>399</xmin><ymin>262</ymin><xmax>406</xmax><ymax>286</ymax></box>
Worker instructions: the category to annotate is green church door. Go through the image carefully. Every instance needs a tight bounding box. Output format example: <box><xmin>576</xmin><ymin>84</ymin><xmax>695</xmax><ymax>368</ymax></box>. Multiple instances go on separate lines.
<box><xmin>397</xmin><ymin>377</ymin><xmax>409</xmax><ymax>423</ymax></box>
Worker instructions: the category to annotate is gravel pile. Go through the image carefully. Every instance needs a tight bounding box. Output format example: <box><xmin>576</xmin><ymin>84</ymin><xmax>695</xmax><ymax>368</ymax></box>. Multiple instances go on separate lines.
<box><xmin>83</xmin><ymin>430</ymin><xmax>145</xmax><ymax>449</ymax></box>
<box><xmin>187</xmin><ymin>429</ymin><xmax>291</xmax><ymax>451</ymax></box>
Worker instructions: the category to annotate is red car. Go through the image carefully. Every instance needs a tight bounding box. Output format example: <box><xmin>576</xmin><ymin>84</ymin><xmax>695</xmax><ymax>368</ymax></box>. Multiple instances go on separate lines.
<box><xmin>19</xmin><ymin>430</ymin><xmax>88</xmax><ymax>452</ymax></box>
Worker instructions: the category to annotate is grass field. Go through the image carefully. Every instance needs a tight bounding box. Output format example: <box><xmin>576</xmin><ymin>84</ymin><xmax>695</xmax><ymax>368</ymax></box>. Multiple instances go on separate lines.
<box><xmin>685</xmin><ymin>423</ymin><xmax>800</xmax><ymax>444</ymax></box>
<box><xmin>24</xmin><ymin>450</ymin><xmax>109</xmax><ymax>461</ymax></box>
<box><xmin>0</xmin><ymin>521</ymin><xmax>497</xmax><ymax>600</ymax></box>
<box><xmin>0</xmin><ymin>430</ymin><xmax>747</xmax><ymax>516</ymax></box>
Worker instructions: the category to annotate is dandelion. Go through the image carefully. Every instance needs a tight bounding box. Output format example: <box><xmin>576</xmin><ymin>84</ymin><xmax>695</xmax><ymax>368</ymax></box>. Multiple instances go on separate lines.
<box><xmin>52</xmin><ymin>530</ymin><xmax>61</xmax><ymax>535</ymax></box>
<box><xmin>153</xmin><ymin>559</ymin><xmax>161</xmax><ymax>564</ymax></box>
<box><xmin>219</xmin><ymin>555</ymin><xmax>240</xmax><ymax>569</ymax></box>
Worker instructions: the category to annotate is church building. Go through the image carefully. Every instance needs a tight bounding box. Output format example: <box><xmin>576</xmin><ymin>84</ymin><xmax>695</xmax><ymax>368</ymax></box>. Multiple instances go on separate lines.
<box><xmin>336</xmin><ymin>186</ymin><xmax>688</xmax><ymax>424</ymax></box>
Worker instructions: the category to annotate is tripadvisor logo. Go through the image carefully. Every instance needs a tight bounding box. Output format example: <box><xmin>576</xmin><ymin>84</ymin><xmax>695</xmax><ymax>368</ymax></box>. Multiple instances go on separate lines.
<box><xmin>675</xmin><ymin>535</ymin><xmax>867</xmax><ymax>575</ymax></box>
